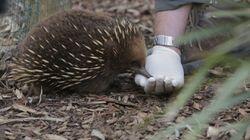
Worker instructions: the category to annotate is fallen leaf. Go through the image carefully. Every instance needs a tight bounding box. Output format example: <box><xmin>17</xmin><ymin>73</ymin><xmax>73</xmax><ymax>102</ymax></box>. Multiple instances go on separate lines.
<box><xmin>0</xmin><ymin>106</ymin><xmax>12</xmax><ymax>112</ymax></box>
<box><xmin>207</xmin><ymin>126</ymin><xmax>219</xmax><ymax>137</ymax></box>
<box><xmin>91</xmin><ymin>129</ymin><xmax>105</xmax><ymax>140</ymax></box>
<box><xmin>239</xmin><ymin>108</ymin><xmax>248</xmax><ymax>116</ymax></box>
<box><xmin>147</xmin><ymin>126</ymin><xmax>154</xmax><ymax>132</ymax></box>
<box><xmin>14</xmin><ymin>89</ymin><xmax>23</xmax><ymax>99</ymax></box>
<box><xmin>175</xmin><ymin>116</ymin><xmax>185</xmax><ymax>123</ymax></box>
<box><xmin>65</xmin><ymin>102</ymin><xmax>73</xmax><ymax>111</ymax></box>
<box><xmin>12</xmin><ymin>103</ymin><xmax>47</xmax><ymax>115</ymax></box>
<box><xmin>192</xmin><ymin>102</ymin><xmax>202</xmax><ymax>110</ymax></box>
<box><xmin>57</xmin><ymin>121</ymin><xmax>68</xmax><ymax>132</ymax></box>
<box><xmin>208</xmin><ymin>67</ymin><xmax>226</xmax><ymax>77</ymax></box>
<box><xmin>122</xmin><ymin>95</ymin><xmax>129</xmax><ymax>103</ymax></box>
<box><xmin>43</xmin><ymin>134</ymin><xmax>67</xmax><ymax>140</ymax></box>
<box><xmin>24</xmin><ymin>136</ymin><xmax>33</xmax><ymax>140</ymax></box>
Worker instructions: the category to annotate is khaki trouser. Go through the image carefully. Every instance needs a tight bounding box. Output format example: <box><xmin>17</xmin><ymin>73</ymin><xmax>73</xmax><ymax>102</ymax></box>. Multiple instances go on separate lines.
<box><xmin>155</xmin><ymin>0</ymin><xmax>211</xmax><ymax>12</ymax></box>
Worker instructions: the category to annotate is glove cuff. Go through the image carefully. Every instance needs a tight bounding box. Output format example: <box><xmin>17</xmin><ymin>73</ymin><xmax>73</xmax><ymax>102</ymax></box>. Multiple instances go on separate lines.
<box><xmin>152</xmin><ymin>46</ymin><xmax>181</xmax><ymax>59</ymax></box>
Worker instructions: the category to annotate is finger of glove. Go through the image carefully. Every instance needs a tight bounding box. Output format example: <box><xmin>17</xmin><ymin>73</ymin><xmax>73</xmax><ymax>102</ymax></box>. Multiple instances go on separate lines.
<box><xmin>172</xmin><ymin>78</ymin><xmax>184</xmax><ymax>89</ymax></box>
<box><xmin>134</xmin><ymin>74</ymin><xmax>147</xmax><ymax>87</ymax></box>
<box><xmin>154</xmin><ymin>77</ymin><xmax>165</xmax><ymax>93</ymax></box>
<box><xmin>144</xmin><ymin>77</ymin><xmax>156</xmax><ymax>93</ymax></box>
<box><xmin>164</xmin><ymin>77</ymin><xmax>174</xmax><ymax>92</ymax></box>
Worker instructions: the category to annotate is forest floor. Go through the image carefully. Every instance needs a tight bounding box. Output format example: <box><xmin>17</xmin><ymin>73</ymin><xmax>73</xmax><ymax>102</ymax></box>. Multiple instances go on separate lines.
<box><xmin>0</xmin><ymin>0</ymin><xmax>249</xmax><ymax>140</ymax></box>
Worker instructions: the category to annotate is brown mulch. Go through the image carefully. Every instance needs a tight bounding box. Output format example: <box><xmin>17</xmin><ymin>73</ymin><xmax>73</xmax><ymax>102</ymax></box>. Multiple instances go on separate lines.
<box><xmin>0</xmin><ymin>0</ymin><xmax>249</xmax><ymax>140</ymax></box>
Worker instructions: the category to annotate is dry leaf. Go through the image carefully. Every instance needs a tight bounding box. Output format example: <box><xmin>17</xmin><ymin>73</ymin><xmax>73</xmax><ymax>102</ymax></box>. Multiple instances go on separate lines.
<box><xmin>0</xmin><ymin>106</ymin><xmax>12</xmax><ymax>112</ymax></box>
<box><xmin>66</xmin><ymin>102</ymin><xmax>73</xmax><ymax>111</ymax></box>
<box><xmin>122</xmin><ymin>95</ymin><xmax>129</xmax><ymax>103</ymax></box>
<box><xmin>208</xmin><ymin>67</ymin><xmax>226</xmax><ymax>77</ymax></box>
<box><xmin>207</xmin><ymin>126</ymin><xmax>219</xmax><ymax>137</ymax></box>
<box><xmin>24</xmin><ymin>136</ymin><xmax>33</xmax><ymax>140</ymax></box>
<box><xmin>91</xmin><ymin>129</ymin><xmax>105</xmax><ymax>140</ymax></box>
<box><xmin>14</xmin><ymin>89</ymin><xmax>23</xmax><ymax>99</ymax></box>
<box><xmin>57</xmin><ymin>121</ymin><xmax>68</xmax><ymax>132</ymax></box>
<box><xmin>192</xmin><ymin>102</ymin><xmax>202</xmax><ymax>110</ymax></box>
<box><xmin>147</xmin><ymin>126</ymin><xmax>154</xmax><ymax>132</ymax></box>
<box><xmin>239</xmin><ymin>108</ymin><xmax>248</xmax><ymax>116</ymax></box>
<box><xmin>12</xmin><ymin>103</ymin><xmax>47</xmax><ymax>115</ymax></box>
<box><xmin>43</xmin><ymin>134</ymin><xmax>67</xmax><ymax>140</ymax></box>
<box><xmin>175</xmin><ymin>116</ymin><xmax>185</xmax><ymax>123</ymax></box>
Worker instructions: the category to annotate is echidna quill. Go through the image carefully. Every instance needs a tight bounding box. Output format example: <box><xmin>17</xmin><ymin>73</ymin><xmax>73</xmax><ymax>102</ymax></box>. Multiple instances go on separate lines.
<box><xmin>8</xmin><ymin>10</ymin><xmax>149</xmax><ymax>93</ymax></box>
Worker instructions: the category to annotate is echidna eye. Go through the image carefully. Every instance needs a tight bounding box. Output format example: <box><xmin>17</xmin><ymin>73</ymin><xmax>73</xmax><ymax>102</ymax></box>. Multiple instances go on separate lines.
<box><xmin>130</xmin><ymin>60</ymin><xmax>140</xmax><ymax>68</ymax></box>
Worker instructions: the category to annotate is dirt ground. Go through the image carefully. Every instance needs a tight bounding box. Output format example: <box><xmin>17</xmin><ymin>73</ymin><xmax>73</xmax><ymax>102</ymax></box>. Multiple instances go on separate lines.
<box><xmin>0</xmin><ymin>0</ymin><xmax>249</xmax><ymax>140</ymax></box>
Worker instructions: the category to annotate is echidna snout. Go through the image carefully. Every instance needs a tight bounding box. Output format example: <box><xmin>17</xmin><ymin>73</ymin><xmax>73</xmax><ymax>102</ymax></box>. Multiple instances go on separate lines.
<box><xmin>124</xmin><ymin>35</ymin><xmax>148</xmax><ymax>74</ymax></box>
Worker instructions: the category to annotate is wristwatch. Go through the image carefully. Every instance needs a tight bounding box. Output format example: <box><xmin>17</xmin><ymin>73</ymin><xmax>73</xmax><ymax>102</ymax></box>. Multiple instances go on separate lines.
<box><xmin>153</xmin><ymin>35</ymin><xmax>179</xmax><ymax>48</ymax></box>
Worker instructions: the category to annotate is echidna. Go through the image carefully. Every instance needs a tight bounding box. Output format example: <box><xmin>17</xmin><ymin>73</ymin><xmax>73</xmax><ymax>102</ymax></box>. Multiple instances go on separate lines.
<box><xmin>8</xmin><ymin>10</ymin><xmax>147</xmax><ymax>93</ymax></box>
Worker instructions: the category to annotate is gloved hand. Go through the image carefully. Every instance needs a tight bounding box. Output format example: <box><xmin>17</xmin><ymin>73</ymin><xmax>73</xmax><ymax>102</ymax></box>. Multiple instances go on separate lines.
<box><xmin>135</xmin><ymin>46</ymin><xmax>184</xmax><ymax>93</ymax></box>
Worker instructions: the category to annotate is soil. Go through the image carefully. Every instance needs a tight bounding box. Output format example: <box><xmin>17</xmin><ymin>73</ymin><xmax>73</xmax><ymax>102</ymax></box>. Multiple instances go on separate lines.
<box><xmin>0</xmin><ymin>0</ymin><xmax>249</xmax><ymax>140</ymax></box>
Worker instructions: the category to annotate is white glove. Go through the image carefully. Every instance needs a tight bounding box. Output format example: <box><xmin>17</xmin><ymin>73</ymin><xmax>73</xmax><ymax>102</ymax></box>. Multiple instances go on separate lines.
<box><xmin>135</xmin><ymin>46</ymin><xmax>184</xmax><ymax>93</ymax></box>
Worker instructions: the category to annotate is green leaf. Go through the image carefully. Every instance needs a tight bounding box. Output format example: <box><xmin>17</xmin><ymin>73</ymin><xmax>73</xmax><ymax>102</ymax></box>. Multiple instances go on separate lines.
<box><xmin>208</xmin><ymin>8</ymin><xmax>250</xmax><ymax>18</ymax></box>
<box><xmin>176</xmin><ymin>24</ymin><xmax>234</xmax><ymax>45</ymax></box>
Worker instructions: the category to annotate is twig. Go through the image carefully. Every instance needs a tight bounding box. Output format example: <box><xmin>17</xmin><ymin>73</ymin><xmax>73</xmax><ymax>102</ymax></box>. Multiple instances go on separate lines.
<box><xmin>86</xmin><ymin>101</ymin><xmax>107</xmax><ymax>105</ymax></box>
<box><xmin>83</xmin><ymin>95</ymin><xmax>139</xmax><ymax>107</ymax></box>
<box><xmin>0</xmin><ymin>106</ymin><xmax>12</xmax><ymax>112</ymax></box>
<box><xmin>12</xmin><ymin>103</ymin><xmax>47</xmax><ymax>115</ymax></box>
<box><xmin>0</xmin><ymin>117</ymin><xmax>66</xmax><ymax>125</ymax></box>
<box><xmin>37</xmin><ymin>86</ymin><xmax>43</xmax><ymax>105</ymax></box>
<box><xmin>0</xmin><ymin>72</ymin><xmax>10</xmax><ymax>90</ymax></box>
<box><xmin>105</xmin><ymin>99</ymin><xmax>138</xmax><ymax>108</ymax></box>
<box><xmin>197</xmin><ymin>40</ymin><xmax>203</xmax><ymax>51</ymax></box>
<box><xmin>0</xmin><ymin>80</ymin><xmax>9</xmax><ymax>89</ymax></box>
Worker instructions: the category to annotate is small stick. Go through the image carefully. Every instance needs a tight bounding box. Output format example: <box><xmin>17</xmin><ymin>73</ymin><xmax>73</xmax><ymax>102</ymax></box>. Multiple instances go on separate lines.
<box><xmin>105</xmin><ymin>98</ymin><xmax>138</xmax><ymax>108</ymax></box>
<box><xmin>0</xmin><ymin>117</ymin><xmax>66</xmax><ymax>125</ymax></box>
<box><xmin>37</xmin><ymin>86</ymin><xmax>43</xmax><ymax>105</ymax></box>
